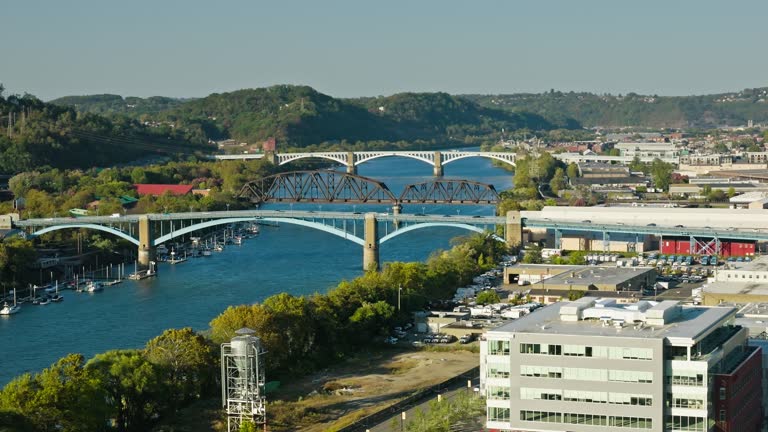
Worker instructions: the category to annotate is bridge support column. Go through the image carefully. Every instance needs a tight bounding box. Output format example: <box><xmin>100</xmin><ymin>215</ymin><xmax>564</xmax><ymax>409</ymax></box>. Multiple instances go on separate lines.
<box><xmin>138</xmin><ymin>216</ymin><xmax>155</xmax><ymax>269</ymax></box>
<box><xmin>363</xmin><ymin>213</ymin><xmax>379</xmax><ymax>272</ymax></box>
<box><xmin>346</xmin><ymin>152</ymin><xmax>357</xmax><ymax>174</ymax></box>
<box><xmin>265</xmin><ymin>151</ymin><xmax>277</xmax><ymax>165</ymax></box>
<box><xmin>392</xmin><ymin>204</ymin><xmax>402</xmax><ymax>230</ymax></box>
<box><xmin>433</xmin><ymin>151</ymin><xmax>443</xmax><ymax>177</ymax></box>
<box><xmin>505</xmin><ymin>211</ymin><xmax>523</xmax><ymax>249</ymax></box>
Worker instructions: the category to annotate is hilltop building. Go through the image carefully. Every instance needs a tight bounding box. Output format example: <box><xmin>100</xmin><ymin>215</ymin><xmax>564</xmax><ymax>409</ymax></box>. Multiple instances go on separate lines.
<box><xmin>480</xmin><ymin>298</ymin><xmax>762</xmax><ymax>432</ymax></box>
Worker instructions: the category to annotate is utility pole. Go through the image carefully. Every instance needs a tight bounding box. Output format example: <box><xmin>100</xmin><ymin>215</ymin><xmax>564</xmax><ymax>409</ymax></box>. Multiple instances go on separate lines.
<box><xmin>398</xmin><ymin>284</ymin><xmax>402</xmax><ymax>311</ymax></box>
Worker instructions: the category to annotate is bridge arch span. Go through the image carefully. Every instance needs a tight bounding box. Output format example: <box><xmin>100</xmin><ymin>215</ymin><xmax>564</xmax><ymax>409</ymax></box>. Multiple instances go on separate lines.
<box><xmin>278</xmin><ymin>153</ymin><xmax>349</xmax><ymax>167</ymax></box>
<box><xmin>153</xmin><ymin>217</ymin><xmax>365</xmax><ymax>246</ymax></box>
<box><xmin>379</xmin><ymin>223</ymin><xmax>505</xmax><ymax>245</ymax></box>
<box><xmin>354</xmin><ymin>152</ymin><xmax>435</xmax><ymax>167</ymax></box>
<box><xmin>441</xmin><ymin>153</ymin><xmax>516</xmax><ymax>167</ymax></box>
<box><xmin>31</xmin><ymin>224</ymin><xmax>140</xmax><ymax>246</ymax></box>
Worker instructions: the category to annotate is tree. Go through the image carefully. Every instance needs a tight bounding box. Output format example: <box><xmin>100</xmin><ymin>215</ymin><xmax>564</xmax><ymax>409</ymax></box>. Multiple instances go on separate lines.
<box><xmin>0</xmin><ymin>354</ymin><xmax>108</xmax><ymax>432</ymax></box>
<box><xmin>522</xmin><ymin>247</ymin><xmax>543</xmax><ymax>264</ymax></box>
<box><xmin>549</xmin><ymin>167</ymin><xmax>566</xmax><ymax>194</ymax></box>
<box><xmin>87</xmin><ymin>350</ymin><xmax>163</xmax><ymax>432</ymax></box>
<box><xmin>240</xmin><ymin>420</ymin><xmax>258</xmax><ymax>432</ymax></box>
<box><xmin>629</xmin><ymin>156</ymin><xmax>645</xmax><ymax>173</ymax></box>
<box><xmin>566</xmin><ymin>162</ymin><xmax>579</xmax><ymax>179</ymax></box>
<box><xmin>144</xmin><ymin>328</ymin><xmax>215</xmax><ymax>409</ymax></box>
<box><xmin>349</xmin><ymin>301</ymin><xmax>395</xmax><ymax>339</ymax></box>
<box><xmin>714</xmin><ymin>142</ymin><xmax>729</xmax><ymax>153</ymax></box>
<box><xmin>476</xmin><ymin>290</ymin><xmax>501</xmax><ymax>305</ymax></box>
<box><xmin>650</xmin><ymin>158</ymin><xmax>674</xmax><ymax>192</ymax></box>
<box><xmin>608</xmin><ymin>148</ymin><xmax>621</xmax><ymax>156</ymax></box>
<box><xmin>727</xmin><ymin>187</ymin><xmax>737</xmax><ymax>198</ymax></box>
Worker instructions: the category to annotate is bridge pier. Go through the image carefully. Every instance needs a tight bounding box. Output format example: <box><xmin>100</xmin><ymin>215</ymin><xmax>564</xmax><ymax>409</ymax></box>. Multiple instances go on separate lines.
<box><xmin>346</xmin><ymin>152</ymin><xmax>357</xmax><ymax>174</ymax></box>
<box><xmin>363</xmin><ymin>213</ymin><xmax>379</xmax><ymax>271</ymax></box>
<box><xmin>265</xmin><ymin>151</ymin><xmax>277</xmax><ymax>165</ymax></box>
<box><xmin>138</xmin><ymin>216</ymin><xmax>155</xmax><ymax>269</ymax></box>
<box><xmin>433</xmin><ymin>151</ymin><xmax>443</xmax><ymax>177</ymax></box>
<box><xmin>505</xmin><ymin>211</ymin><xmax>523</xmax><ymax>249</ymax></box>
<box><xmin>392</xmin><ymin>204</ymin><xmax>402</xmax><ymax>229</ymax></box>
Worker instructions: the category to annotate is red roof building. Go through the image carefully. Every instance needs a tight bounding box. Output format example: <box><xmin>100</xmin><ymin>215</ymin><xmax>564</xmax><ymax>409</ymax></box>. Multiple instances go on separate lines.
<box><xmin>134</xmin><ymin>184</ymin><xmax>194</xmax><ymax>196</ymax></box>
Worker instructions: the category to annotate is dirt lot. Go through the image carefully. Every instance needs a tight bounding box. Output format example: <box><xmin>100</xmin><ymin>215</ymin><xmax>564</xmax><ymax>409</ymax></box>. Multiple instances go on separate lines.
<box><xmin>269</xmin><ymin>347</ymin><xmax>479</xmax><ymax>431</ymax></box>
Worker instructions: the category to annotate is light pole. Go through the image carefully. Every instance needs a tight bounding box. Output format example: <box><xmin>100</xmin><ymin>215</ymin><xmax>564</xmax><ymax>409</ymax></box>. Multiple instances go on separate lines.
<box><xmin>422</xmin><ymin>206</ymin><xmax>425</xmax><ymax>215</ymax></box>
<box><xmin>398</xmin><ymin>284</ymin><xmax>402</xmax><ymax>311</ymax></box>
<box><xmin>226</xmin><ymin>204</ymin><xmax>230</xmax><ymax>213</ymax></box>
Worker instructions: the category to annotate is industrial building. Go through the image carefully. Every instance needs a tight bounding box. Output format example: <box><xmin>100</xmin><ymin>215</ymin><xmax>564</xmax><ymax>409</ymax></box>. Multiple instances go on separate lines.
<box><xmin>703</xmin><ymin>256</ymin><xmax>768</xmax><ymax>305</ymax></box>
<box><xmin>660</xmin><ymin>237</ymin><xmax>756</xmax><ymax>257</ymax></box>
<box><xmin>480</xmin><ymin>298</ymin><xmax>763</xmax><ymax>432</ymax></box>
<box><xmin>503</xmin><ymin>264</ymin><xmax>656</xmax><ymax>293</ymax></box>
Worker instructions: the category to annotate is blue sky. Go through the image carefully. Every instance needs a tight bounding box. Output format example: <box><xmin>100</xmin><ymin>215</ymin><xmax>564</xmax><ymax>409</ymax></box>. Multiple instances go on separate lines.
<box><xmin>2</xmin><ymin>0</ymin><xmax>767</xmax><ymax>100</ymax></box>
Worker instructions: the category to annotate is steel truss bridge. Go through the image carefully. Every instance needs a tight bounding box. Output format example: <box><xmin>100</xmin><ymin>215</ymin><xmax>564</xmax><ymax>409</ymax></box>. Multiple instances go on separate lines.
<box><xmin>211</xmin><ymin>150</ymin><xmax>678</xmax><ymax>175</ymax></box>
<box><xmin>237</xmin><ymin>171</ymin><xmax>500</xmax><ymax>206</ymax></box>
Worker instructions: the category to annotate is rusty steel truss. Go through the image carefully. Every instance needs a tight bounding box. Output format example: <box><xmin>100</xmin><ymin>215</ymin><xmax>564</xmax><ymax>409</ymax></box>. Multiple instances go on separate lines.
<box><xmin>238</xmin><ymin>170</ymin><xmax>499</xmax><ymax>205</ymax></box>
<box><xmin>238</xmin><ymin>170</ymin><xmax>397</xmax><ymax>203</ymax></box>
<box><xmin>398</xmin><ymin>179</ymin><xmax>499</xmax><ymax>204</ymax></box>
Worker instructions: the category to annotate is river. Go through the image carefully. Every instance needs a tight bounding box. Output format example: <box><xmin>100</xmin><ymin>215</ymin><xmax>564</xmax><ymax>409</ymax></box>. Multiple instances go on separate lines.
<box><xmin>0</xmin><ymin>151</ymin><xmax>513</xmax><ymax>385</ymax></box>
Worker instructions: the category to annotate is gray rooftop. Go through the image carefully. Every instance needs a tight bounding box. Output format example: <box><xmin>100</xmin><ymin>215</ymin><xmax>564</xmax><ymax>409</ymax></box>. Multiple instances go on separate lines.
<box><xmin>540</xmin><ymin>266</ymin><xmax>654</xmax><ymax>287</ymax></box>
<box><xmin>489</xmin><ymin>300</ymin><xmax>736</xmax><ymax>342</ymax></box>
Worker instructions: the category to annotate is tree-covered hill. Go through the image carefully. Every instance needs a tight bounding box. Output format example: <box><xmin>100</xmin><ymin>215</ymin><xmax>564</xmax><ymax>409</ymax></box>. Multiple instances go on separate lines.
<box><xmin>152</xmin><ymin>85</ymin><xmax>562</xmax><ymax>148</ymax></box>
<box><xmin>463</xmin><ymin>88</ymin><xmax>768</xmax><ymax>128</ymax></box>
<box><xmin>0</xmin><ymin>86</ymin><xmax>212</xmax><ymax>174</ymax></box>
<box><xmin>50</xmin><ymin>94</ymin><xmax>188</xmax><ymax>117</ymax></box>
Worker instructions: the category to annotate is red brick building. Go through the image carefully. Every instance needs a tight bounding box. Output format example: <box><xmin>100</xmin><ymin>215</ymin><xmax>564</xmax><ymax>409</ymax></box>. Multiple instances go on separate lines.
<box><xmin>711</xmin><ymin>345</ymin><xmax>763</xmax><ymax>432</ymax></box>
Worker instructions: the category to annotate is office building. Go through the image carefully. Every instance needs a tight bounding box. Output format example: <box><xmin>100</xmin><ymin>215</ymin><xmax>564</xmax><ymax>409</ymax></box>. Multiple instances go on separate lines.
<box><xmin>480</xmin><ymin>297</ymin><xmax>762</xmax><ymax>431</ymax></box>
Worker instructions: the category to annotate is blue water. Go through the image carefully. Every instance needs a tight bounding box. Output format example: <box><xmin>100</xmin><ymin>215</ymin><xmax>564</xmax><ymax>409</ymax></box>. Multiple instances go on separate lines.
<box><xmin>0</xmin><ymin>152</ymin><xmax>512</xmax><ymax>385</ymax></box>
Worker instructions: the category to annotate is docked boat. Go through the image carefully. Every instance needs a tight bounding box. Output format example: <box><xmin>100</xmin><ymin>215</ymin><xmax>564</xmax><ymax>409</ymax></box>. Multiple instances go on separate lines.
<box><xmin>50</xmin><ymin>294</ymin><xmax>64</xmax><ymax>303</ymax></box>
<box><xmin>214</xmin><ymin>243</ymin><xmax>224</xmax><ymax>252</ymax></box>
<box><xmin>202</xmin><ymin>248</ymin><xmax>212</xmax><ymax>257</ymax></box>
<box><xmin>86</xmin><ymin>281</ymin><xmax>104</xmax><ymax>292</ymax></box>
<box><xmin>234</xmin><ymin>236</ymin><xmax>243</xmax><ymax>245</ymax></box>
<box><xmin>38</xmin><ymin>297</ymin><xmax>50</xmax><ymax>305</ymax></box>
<box><xmin>0</xmin><ymin>302</ymin><xmax>20</xmax><ymax>315</ymax></box>
<box><xmin>0</xmin><ymin>291</ymin><xmax>20</xmax><ymax>315</ymax></box>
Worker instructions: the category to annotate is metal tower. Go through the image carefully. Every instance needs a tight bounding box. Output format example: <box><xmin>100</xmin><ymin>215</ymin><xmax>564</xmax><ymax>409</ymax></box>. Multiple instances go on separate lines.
<box><xmin>221</xmin><ymin>327</ymin><xmax>267</xmax><ymax>431</ymax></box>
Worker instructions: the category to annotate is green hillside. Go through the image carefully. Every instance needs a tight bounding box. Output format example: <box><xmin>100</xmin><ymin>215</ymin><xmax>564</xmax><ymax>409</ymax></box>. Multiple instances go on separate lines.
<box><xmin>50</xmin><ymin>94</ymin><xmax>188</xmax><ymax>117</ymax></box>
<box><xmin>463</xmin><ymin>88</ymin><xmax>768</xmax><ymax>128</ymax></box>
<box><xmin>0</xmin><ymin>87</ymin><xmax>212</xmax><ymax>174</ymax></box>
<box><xmin>154</xmin><ymin>85</ymin><xmax>561</xmax><ymax>148</ymax></box>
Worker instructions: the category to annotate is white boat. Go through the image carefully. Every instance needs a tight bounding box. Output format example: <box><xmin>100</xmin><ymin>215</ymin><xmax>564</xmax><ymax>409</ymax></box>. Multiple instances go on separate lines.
<box><xmin>214</xmin><ymin>244</ymin><xmax>224</xmax><ymax>252</ymax></box>
<box><xmin>234</xmin><ymin>236</ymin><xmax>243</xmax><ymax>245</ymax></box>
<box><xmin>86</xmin><ymin>281</ymin><xmax>104</xmax><ymax>292</ymax></box>
<box><xmin>202</xmin><ymin>248</ymin><xmax>212</xmax><ymax>257</ymax></box>
<box><xmin>38</xmin><ymin>297</ymin><xmax>50</xmax><ymax>305</ymax></box>
<box><xmin>0</xmin><ymin>290</ymin><xmax>20</xmax><ymax>315</ymax></box>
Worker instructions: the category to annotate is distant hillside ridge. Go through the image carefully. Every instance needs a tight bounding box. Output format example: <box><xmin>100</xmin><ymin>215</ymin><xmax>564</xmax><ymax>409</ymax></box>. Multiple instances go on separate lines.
<box><xmin>54</xmin><ymin>85</ymin><xmax>572</xmax><ymax>149</ymax></box>
<box><xmin>0</xmin><ymin>87</ymin><xmax>211</xmax><ymax>174</ymax></box>
<box><xmin>462</xmin><ymin>88</ymin><xmax>768</xmax><ymax>128</ymax></box>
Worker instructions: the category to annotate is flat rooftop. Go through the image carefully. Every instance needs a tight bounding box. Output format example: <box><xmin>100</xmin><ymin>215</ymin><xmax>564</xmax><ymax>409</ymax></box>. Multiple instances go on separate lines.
<box><xmin>541</xmin><ymin>266</ymin><xmax>654</xmax><ymax>287</ymax></box>
<box><xmin>706</xmin><ymin>281</ymin><xmax>768</xmax><ymax>296</ymax></box>
<box><xmin>489</xmin><ymin>299</ymin><xmax>736</xmax><ymax>341</ymax></box>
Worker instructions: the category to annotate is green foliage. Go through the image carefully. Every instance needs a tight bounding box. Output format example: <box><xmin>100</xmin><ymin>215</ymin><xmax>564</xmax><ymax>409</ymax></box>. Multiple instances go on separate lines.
<box><xmin>650</xmin><ymin>158</ymin><xmax>675</xmax><ymax>192</ymax></box>
<box><xmin>567</xmin><ymin>289</ymin><xmax>586</xmax><ymax>300</ymax></box>
<box><xmin>522</xmin><ymin>246</ymin><xmax>543</xmax><ymax>264</ymax></box>
<box><xmin>239</xmin><ymin>420</ymin><xmax>257</xmax><ymax>432</ymax></box>
<box><xmin>476</xmin><ymin>290</ymin><xmax>501</xmax><ymax>305</ymax></box>
<box><xmin>549</xmin><ymin>167</ymin><xmax>566</xmax><ymax>194</ymax></box>
<box><xmin>209</xmin><ymin>233</ymin><xmax>506</xmax><ymax>377</ymax></box>
<box><xmin>404</xmin><ymin>392</ymin><xmax>485</xmax><ymax>432</ymax></box>
<box><xmin>0</xmin><ymin>354</ymin><xmax>108</xmax><ymax>432</ymax></box>
<box><xmin>566</xmin><ymin>162</ymin><xmax>579</xmax><ymax>179</ymax></box>
<box><xmin>0</xmin><ymin>238</ymin><xmax>37</xmax><ymax>288</ymax></box>
<box><xmin>0</xmin><ymin>90</ymin><xmax>211</xmax><ymax>174</ymax></box>
<box><xmin>464</xmin><ymin>87</ymin><xmax>768</xmax><ymax>128</ymax></box>
<box><xmin>50</xmin><ymin>94</ymin><xmax>186</xmax><ymax>117</ymax></box>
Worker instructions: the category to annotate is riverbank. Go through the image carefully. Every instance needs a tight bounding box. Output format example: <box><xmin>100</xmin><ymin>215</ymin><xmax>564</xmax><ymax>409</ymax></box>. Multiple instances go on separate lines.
<box><xmin>0</xmin><ymin>231</ymin><xmax>505</xmax><ymax>432</ymax></box>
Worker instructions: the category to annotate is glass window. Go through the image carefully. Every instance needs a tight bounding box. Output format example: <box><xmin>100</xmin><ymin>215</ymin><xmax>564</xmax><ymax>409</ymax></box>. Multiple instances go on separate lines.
<box><xmin>489</xmin><ymin>340</ymin><xmax>510</xmax><ymax>355</ymax></box>
<box><xmin>488</xmin><ymin>407</ymin><xmax>510</xmax><ymax>422</ymax></box>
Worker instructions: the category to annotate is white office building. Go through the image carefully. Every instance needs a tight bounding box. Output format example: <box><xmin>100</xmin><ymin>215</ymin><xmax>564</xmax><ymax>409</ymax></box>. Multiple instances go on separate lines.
<box><xmin>480</xmin><ymin>297</ymin><xmax>762</xmax><ymax>432</ymax></box>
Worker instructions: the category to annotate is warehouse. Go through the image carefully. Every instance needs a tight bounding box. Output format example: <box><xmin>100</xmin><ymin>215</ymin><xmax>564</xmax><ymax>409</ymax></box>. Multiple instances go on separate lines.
<box><xmin>504</xmin><ymin>264</ymin><xmax>656</xmax><ymax>293</ymax></box>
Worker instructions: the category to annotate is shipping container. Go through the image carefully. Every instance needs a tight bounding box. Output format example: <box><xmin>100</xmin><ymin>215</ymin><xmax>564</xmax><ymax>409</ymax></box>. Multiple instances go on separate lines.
<box><xmin>661</xmin><ymin>239</ymin><xmax>677</xmax><ymax>255</ymax></box>
<box><xmin>676</xmin><ymin>241</ymin><xmax>691</xmax><ymax>255</ymax></box>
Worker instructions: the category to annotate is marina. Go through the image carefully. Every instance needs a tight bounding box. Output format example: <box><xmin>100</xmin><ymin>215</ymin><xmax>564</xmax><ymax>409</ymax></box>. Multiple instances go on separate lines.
<box><xmin>0</xmin><ymin>153</ymin><xmax>512</xmax><ymax>385</ymax></box>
